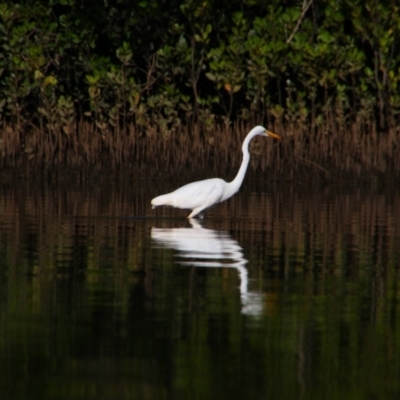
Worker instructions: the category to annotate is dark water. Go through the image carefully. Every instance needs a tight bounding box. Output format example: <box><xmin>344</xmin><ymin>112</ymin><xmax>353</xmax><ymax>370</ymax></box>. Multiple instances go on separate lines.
<box><xmin>0</xmin><ymin>180</ymin><xmax>399</xmax><ymax>400</ymax></box>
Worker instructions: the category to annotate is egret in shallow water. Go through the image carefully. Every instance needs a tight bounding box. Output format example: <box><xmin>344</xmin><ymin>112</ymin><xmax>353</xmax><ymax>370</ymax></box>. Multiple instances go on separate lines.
<box><xmin>151</xmin><ymin>125</ymin><xmax>281</xmax><ymax>218</ymax></box>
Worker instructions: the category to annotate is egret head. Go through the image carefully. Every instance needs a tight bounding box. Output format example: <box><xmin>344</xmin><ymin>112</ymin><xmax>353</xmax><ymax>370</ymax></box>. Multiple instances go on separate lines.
<box><xmin>252</xmin><ymin>125</ymin><xmax>281</xmax><ymax>140</ymax></box>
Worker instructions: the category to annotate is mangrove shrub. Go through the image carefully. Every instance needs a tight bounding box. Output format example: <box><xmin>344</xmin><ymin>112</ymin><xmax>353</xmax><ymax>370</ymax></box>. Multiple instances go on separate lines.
<box><xmin>0</xmin><ymin>0</ymin><xmax>399</xmax><ymax>166</ymax></box>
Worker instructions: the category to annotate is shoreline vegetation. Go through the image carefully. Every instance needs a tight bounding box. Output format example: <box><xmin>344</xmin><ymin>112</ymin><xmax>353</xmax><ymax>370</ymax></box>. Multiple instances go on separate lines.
<box><xmin>2</xmin><ymin>118</ymin><xmax>398</xmax><ymax>183</ymax></box>
<box><xmin>0</xmin><ymin>1</ymin><xmax>399</xmax><ymax>179</ymax></box>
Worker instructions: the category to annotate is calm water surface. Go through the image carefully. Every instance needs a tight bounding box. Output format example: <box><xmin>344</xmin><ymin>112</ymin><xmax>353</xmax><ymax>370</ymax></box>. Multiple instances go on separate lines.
<box><xmin>0</xmin><ymin>179</ymin><xmax>399</xmax><ymax>400</ymax></box>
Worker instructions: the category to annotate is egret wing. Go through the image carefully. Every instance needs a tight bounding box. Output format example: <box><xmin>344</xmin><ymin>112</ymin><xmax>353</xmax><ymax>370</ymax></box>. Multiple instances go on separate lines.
<box><xmin>169</xmin><ymin>178</ymin><xmax>226</xmax><ymax>210</ymax></box>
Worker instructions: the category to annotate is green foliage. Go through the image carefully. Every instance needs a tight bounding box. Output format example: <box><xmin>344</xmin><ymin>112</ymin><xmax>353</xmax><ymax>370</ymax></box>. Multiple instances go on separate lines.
<box><xmin>0</xmin><ymin>0</ymin><xmax>400</xmax><ymax>148</ymax></box>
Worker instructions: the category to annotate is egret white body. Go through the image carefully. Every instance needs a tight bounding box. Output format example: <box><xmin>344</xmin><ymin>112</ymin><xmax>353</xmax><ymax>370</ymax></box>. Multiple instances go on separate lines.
<box><xmin>151</xmin><ymin>125</ymin><xmax>281</xmax><ymax>218</ymax></box>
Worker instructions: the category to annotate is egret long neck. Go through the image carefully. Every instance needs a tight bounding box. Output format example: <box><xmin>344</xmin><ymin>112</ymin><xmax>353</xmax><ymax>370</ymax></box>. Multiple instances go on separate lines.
<box><xmin>225</xmin><ymin>133</ymin><xmax>253</xmax><ymax>199</ymax></box>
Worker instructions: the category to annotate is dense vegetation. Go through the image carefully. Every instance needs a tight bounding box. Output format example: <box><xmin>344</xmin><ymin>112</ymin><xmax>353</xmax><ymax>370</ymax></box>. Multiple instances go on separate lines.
<box><xmin>0</xmin><ymin>0</ymin><xmax>399</xmax><ymax>172</ymax></box>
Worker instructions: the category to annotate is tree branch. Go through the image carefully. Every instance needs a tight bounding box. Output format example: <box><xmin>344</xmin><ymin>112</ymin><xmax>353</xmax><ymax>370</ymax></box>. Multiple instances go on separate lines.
<box><xmin>286</xmin><ymin>0</ymin><xmax>314</xmax><ymax>44</ymax></box>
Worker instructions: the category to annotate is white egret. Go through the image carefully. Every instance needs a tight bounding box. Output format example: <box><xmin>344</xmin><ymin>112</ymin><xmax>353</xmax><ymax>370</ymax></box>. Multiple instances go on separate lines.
<box><xmin>151</xmin><ymin>125</ymin><xmax>281</xmax><ymax>218</ymax></box>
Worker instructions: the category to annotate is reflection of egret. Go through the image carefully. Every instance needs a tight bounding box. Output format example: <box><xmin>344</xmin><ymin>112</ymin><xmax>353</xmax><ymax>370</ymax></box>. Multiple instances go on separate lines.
<box><xmin>151</xmin><ymin>219</ymin><xmax>263</xmax><ymax>316</ymax></box>
<box><xmin>151</xmin><ymin>126</ymin><xmax>281</xmax><ymax>218</ymax></box>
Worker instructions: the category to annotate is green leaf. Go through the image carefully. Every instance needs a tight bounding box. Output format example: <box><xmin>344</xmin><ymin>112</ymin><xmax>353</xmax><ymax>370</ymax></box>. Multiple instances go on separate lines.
<box><xmin>86</xmin><ymin>75</ymin><xmax>100</xmax><ymax>84</ymax></box>
<box><xmin>318</xmin><ymin>31</ymin><xmax>334</xmax><ymax>43</ymax></box>
<box><xmin>205</xmin><ymin>72</ymin><xmax>216</xmax><ymax>81</ymax></box>
<box><xmin>44</xmin><ymin>75</ymin><xmax>57</xmax><ymax>87</ymax></box>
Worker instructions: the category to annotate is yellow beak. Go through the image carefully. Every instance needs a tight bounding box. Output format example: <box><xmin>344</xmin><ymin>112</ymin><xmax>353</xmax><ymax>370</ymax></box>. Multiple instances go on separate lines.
<box><xmin>266</xmin><ymin>130</ymin><xmax>281</xmax><ymax>140</ymax></box>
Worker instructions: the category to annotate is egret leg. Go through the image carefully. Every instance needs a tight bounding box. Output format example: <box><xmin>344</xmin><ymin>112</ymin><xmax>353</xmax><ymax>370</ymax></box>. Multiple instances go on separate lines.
<box><xmin>187</xmin><ymin>205</ymin><xmax>209</xmax><ymax>219</ymax></box>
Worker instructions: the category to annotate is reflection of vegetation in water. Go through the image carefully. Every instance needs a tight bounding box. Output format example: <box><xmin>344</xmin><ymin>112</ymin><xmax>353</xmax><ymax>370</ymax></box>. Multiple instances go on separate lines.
<box><xmin>0</xmin><ymin>184</ymin><xmax>400</xmax><ymax>398</ymax></box>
